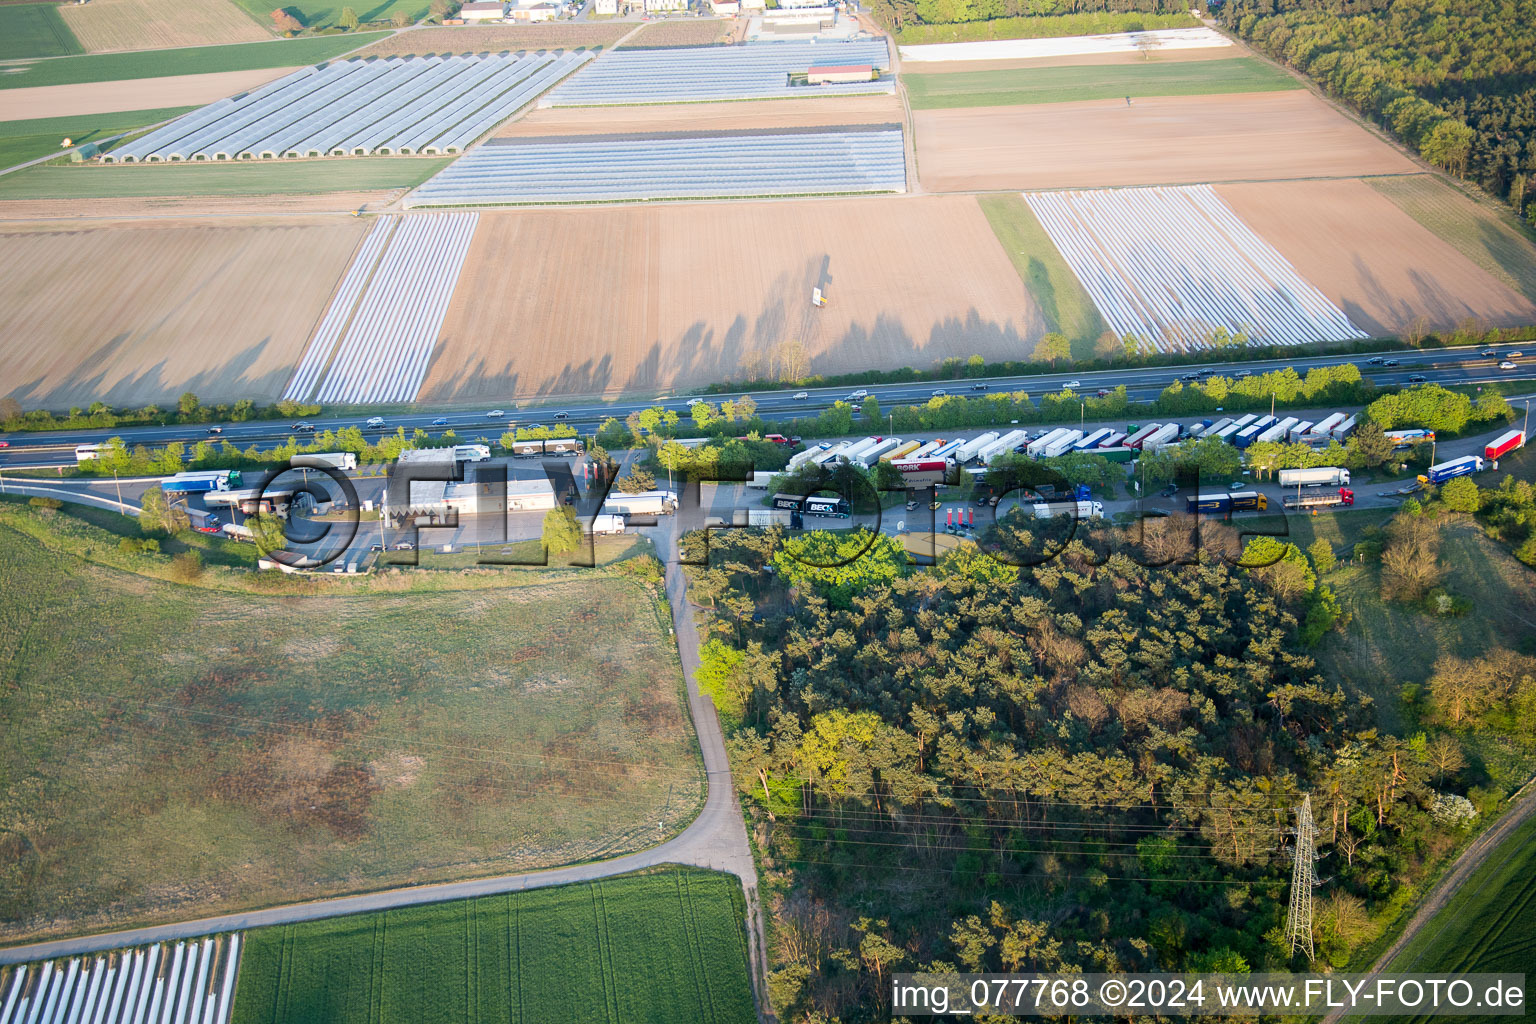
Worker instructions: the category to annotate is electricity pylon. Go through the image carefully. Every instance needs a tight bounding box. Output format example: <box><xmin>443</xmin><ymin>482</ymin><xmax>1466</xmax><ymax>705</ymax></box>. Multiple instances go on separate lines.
<box><xmin>1285</xmin><ymin>795</ymin><xmax>1317</xmax><ymax>960</ymax></box>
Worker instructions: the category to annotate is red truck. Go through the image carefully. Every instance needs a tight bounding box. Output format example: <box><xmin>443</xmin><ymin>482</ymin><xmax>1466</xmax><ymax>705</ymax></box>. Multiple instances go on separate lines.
<box><xmin>1485</xmin><ymin>430</ymin><xmax>1526</xmax><ymax>460</ymax></box>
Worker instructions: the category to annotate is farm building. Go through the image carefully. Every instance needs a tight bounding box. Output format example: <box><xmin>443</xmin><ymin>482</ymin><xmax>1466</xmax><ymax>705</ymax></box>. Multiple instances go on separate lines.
<box><xmin>460</xmin><ymin>1</ymin><xmax>505</xmax><ymax>19</ymax></box>
<box><xmin>645</xmin><ymin>0</ymin><xmax>689</xmax><ymax>10</ymax></box>
<box><xmin>594</xmin><ymin>0</ymin><xmax>617</xmax><ymax>11</ymax></box>
<box><xmin>762</xmin><ymin>6</ymin><xmax>836</xmax><ymax>31</ymax></box>
<box><xmin>512</xmin><ymin>2</ymin><xmax>558</xmax><ymax>19</ymax></box>
<box><xmin>807</xmin><ymin>64</ymin><xmax>873</xmax><ymax>84</ymax></box>
<box><xmin>709</xmin><ymin>0</ymin><xmax>739</xmax><ymax>12</ymax></box>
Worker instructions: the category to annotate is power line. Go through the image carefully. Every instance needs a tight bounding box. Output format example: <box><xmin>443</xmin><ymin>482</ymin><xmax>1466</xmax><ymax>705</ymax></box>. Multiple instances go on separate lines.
<box><xmin>1285</xmin><ymin>795</ymin><xmax>1317</xmax><ymax>960</ymax></box>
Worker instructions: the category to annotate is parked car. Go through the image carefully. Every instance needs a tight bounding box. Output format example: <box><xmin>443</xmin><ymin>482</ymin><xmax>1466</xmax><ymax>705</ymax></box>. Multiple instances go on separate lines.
<box><xmin>393</xmin><ymin>542</ymin><xmax>414</xmax><ymax>551</ymax></box>
<box><xmin>487</xmin><ymin>409</ymin><xmax>505</xmax><ymax>418</ymax></box>
<box><xmin>1499</xmin><ymin>360</ymin><xmax>1518</xmax><ymax>370</ymax></box>
<box><xmin>1408</xmin><ymin>374</ymin><xmax>1428</xmax><ymax>383</ymax></box>
<box><xmin>792</xmin><ymin>391</ymin><xmax>809</xmax><ymax>400</ymax></box>
<box><xmin>431</xmin><ymin>417</ymin><xmax>448</xmax><ymax>426</ymax></box>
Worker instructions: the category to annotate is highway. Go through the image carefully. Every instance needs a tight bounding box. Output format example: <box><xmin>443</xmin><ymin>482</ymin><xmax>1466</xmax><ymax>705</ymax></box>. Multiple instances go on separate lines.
<box><xmin>1</xmin><ymin>343</ymin><xmax>1530</xmax><ymax>469</ymax></box>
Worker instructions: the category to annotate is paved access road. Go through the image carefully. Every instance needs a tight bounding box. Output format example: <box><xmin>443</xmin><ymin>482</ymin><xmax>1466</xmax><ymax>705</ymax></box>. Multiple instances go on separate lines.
<box><xmin>3</xmin><ymin>344</ymin><xmax>1530</xmax><ymax>469</ymax></box>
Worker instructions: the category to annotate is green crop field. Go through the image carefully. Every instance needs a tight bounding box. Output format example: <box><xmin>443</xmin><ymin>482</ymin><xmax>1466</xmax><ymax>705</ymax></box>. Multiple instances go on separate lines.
<box><xmin>231</xmin><ymin>869</ymin><xmax>756</xmax><ymax>1024</ymax></box>
<box><xmin>0</xmin><ymin>504</ymin><xmax>702</xmax><ymax>943</ymax></box>
<box><xmin>977</xmin><ymin>193</ymin><xmax>1105</xmax><ymax>347</ymax></box>
<box><xmin>1379</xmin><ymin>812</ymin><xmax>1536</xmax><ymax>1024</ymax></box>
<box><xmin>903</xmin><ymin>57</ymin><xmax>1299</xmax><ymax>109</ymax></box>
<box><xmin>895</xmin><ymin>10</ymin><xmax>1197</xmax><ymax>45</ymax></box>
<box><xmin>0</xmin><ymin>106</ymin><xmax>192</xmax><ymax>171</ymax></box>
<box><xmin>0</xmin><ymin>33</ymin><xmax>386</xmax><ymax>90</ymax></box>
<box><xmin>1367</xmin><ymin>174</ymin><xmax>1536</xmax><ymax>305</ymax></box>
<box><xmin>0</xmin><ymin>3</ymin><xmax>82</xmax><ymax>60</ymax></box>
<box><xmin>0</xmin><ymin>156</ymin><xmax>447</xmax><ymax>199</ymax></box>
<box><xmin>228</xmin><ymin>0</ymin><xmax>427</xmax><ymax>31</ymax></box>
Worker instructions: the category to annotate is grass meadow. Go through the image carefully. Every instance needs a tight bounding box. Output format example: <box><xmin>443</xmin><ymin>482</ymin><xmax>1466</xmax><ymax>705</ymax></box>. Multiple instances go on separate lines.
<box><xmin>229</xmin><ymin>0</ymin><xmax>428</xmax><ymax>31</ymax></box>
<box><xmin>977</xmin><ymin>192</ymin><xmax>1106</xmax><ymax>348</ymax></box>
<box><xmin>0</xmin><ymin>502</ymin><xmax>702</xmax><ymax>943</ymax></box>
<box><xmin>0</xmin><ymin>106</ymin><xmax>193</xmax><ymax>171</ymax></box>
<box><xmin>894</xmin><ymin>10</ymin><xmax>1197</xmax><ymax>45</ymax></box>
<box><xmin>0</xmin><ymin>33</ymin><xmax>385</xmax><ymax>90</ymax></box>
<box><xmin>0</xmin><ymin>156</ymin><xmax>447</xmax><ymax>199</ymax></box>
<box><xmin>0</xmin><ymin>4</ymin><xmax>83</xmax><ymax>60</ymax></box>
<box><xmin>903</xmin><ymin>57</ymin><xmax>1298</xmax><ymax>109</ymax></box>
<box><xmin>230</xmin><ymin>869</ymin><xmax>756</xmax><ymax>1024</ymax></box>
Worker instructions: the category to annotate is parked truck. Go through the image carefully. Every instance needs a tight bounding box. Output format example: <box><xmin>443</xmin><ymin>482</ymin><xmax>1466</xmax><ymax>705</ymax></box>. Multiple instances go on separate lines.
<box><xmin>771</xmin><ymin>492</ymin><xmax>851</xmax><ymax>518</ymax></box>
<box><xmin>1187</xmin><ymin>491</ymin><xmax>1268</xmax><ymax>514</ymax></box>
<box><xmin>858</xmin><ymin>438</ymin><xmax>902</xmax><ymax>466</ymax></box>
<box><xmin>1288</xmin><ymin>420</ymin><xmax>1314</xmax><ymax>442</ymax></box>
<box><xmin>880</xmin><ymin>440</ymin><xmax>923</xmax><ymax>462</ymax></box>
<box><xmin>1331</xmin><ymin>415</ymin><xmax>1358</xmax><ymax>442</ymax></box>
<box><xmin>955</xmin><ymin>432</ymin><xmax>1000</xmax><ymax>463</ymax></box>
<box><xmin>600</xmin><ymin>490</ymin><xmax>677</xmax><ymax>516</ymax></box>
<box><xmin>1033</xmin><ymin>499</ymin><xmax>1104</xmax><ymax>520</ymax></box>
<box><xmin>979</xmin><ymin>429</ymin><xmax>1029</xmax><ymax>462</ymax></box>
<box><xmin>509</xmin><ymin>438</ymin><xmax>583</xmax><ymax>458</ymax></box>
<box><xmin>1090</xmin><ymin>446</ymin><xmax>1136</xmax><ymax>464</ymax></box>
<box><xmin>908</xmin><ymin>440</ymin><xmax>946</xmax><ymax>460</ymax></box>
<box><xmin>1038</xmin><ymin>430</ymin><xmax>1085</xmax><ymax>459</ymax></box>
<box><xmin>1139</xmin><ymin>423</ymin><xmax>1180</xmax><ymax>453</ymax></box>
<box><xmin>1312</xmin><ymin>413</ymin><xmax>1346</xmax><ymax>438</ymax></box>
<box><xmin>1485</xmin><ymin>430</ymin><xmax>1526</xmax><ymax>460</ymax></box>
<box><xmin>788</xmin><ymin>443</ymin><xmax>833</xmax><ymax>470</ymax></box>
<box><xmin>162</xmin><ymin>471</ymin><xmax>239</xmax><ymax>493</ymax></box>
<box><xmin>1215</xmin><ymin>414</ymin><xmax>1257</xmax><ymax>442</ymax></box>
<box><xmin>1277</xmin><ymin>467</ymin><xmax>1351</xmax><ymax>488</ymax></box>
<box><xmin>588</xmin><ymin>514</ymin><xmax>626</xmax><ymax>535</ymax></box>
<box><xmin>1234</xmin><ymin>416</ymin><xmax>1276</xmax><ymax>449</ymax></box>
<box><xmin>929</xmin><ymin>439</ymin><xmax>965</xmax><ymax>461</ymax></box>
<box><xmin>294</xmin><ymin>451</ymin><xmax>358</xmax><ymax>472</ymax></box>
<box><xmin>1425</xmin><ymin>455</ymin><xmax>1484</xmax><ymax>483</ymax></box>
<box><xmin>1283</xmin><ymin>488</ymin><xmax>1355</xmax><ymax>510</ymax></box>
<box><xmin>1124</xmin><ymin>423</ymin><xmax>1162</xmax><ymax>450</ymax></box>
<box><xmin>1026</xmin><ymin>428</ymin><xmax>1072</xmax><ymax>458</ymax></box>
<box><xmin>732</xmin><ymin>507</ymin><xmax>794</xmax><ymax>528</ymax></box>
<box><xmin>1256</xmin><ymin>416</ymin><xmax>1299</xmax><ymax>445</ymax></box>
<box><xmin>1386</xmin><ymin>428</ymin><xmax>1435</xmax><ymax>450</ymax></box>
<box><xmin>1074</xmin><ymin>427</ymin><xmax>1116</xmax><ymax>451</ymax></box>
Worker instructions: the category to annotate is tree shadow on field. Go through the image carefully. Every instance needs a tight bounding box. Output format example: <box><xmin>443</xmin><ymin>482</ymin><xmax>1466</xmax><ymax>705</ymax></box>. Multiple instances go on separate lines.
<box><xmin>6</xmin><ymin>335</ymin><xmax>286</xmax><ymax>411</ymax></box>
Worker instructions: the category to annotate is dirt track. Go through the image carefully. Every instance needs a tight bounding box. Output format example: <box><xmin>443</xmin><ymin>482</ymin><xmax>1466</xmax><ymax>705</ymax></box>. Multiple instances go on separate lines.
<box><xmin>914</xmin><ymin>91</ymin><xmax>1418</xmax><ymax>191</ymax></box>
<box><xmin>0</xmin><ymin>217</ymin><xmax>367</xmax><ymax>408</ymax></box>
<box><xmin>0</xmin><ymin>68</ymin><xmax>300</xmax><ymax>122</ymax></box>
<box><xmin>1218</xmin><ymin>178</ymin><xmax>1536</xmax><ymax>333</ymax></box>
<box><xmin>498</xmin><ymin>93</ymin><xmax>904</xmax><ymax>137</ymax></box>
<box><xmin>421</xmin><ymin>195</ymin><xmax>1044</xmax><ymax>401</ymax></box>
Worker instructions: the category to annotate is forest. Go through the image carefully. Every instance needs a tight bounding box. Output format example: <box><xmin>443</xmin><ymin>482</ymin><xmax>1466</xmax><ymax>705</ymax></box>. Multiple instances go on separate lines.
<box><xmin>1222</xmin><ymin>0</ymin><xmax>1536</xmax><ymax>223</ymax></box>
<box><xmin>681</xmin><ymin>488</ymin><xmax>1530</xmax><ymax>1021</ymax></box>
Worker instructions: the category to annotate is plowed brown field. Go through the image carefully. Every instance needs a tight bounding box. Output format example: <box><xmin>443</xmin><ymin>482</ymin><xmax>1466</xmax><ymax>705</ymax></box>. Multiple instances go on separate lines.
<box><xmin>0</xmin><ymin>68</ymin><xmax>300</xmax><ymax>121</ymax></box>
<box><xmin>615</xmin><ymin>17</ymin><xmax>740</xmax><ymax>48</ymax></box>
<box><xmin>498</xmin><ymin>93</ymin><xmax>904</xmax><ymax>137</ymax></box>
<box><xmin>0</xmin><ymin>218</ymin><xmax>368</xmax><ymax>408</ymax></box>
<box><xmin>359</xmin><ymin>23</ymin><xmax>630</xmax><ymax>56</ymax></box>
<box><xmin>422</xmin><ymin>195</ymin><xmax>1043</xmax><ymax>401</ymax></box>
<box><xmin>1216</xmin><ymin>178</ymin><xmax>1536</xmax><ymax>334</ymax></box>
<box><xmin>901</xmin><ymin>46</ymin><xmax>1239</xmax><ymax>74</ymax></box>
<box><xmin>59</xmin><ymin>0</ymin><xmax>268</xmax><ymax>52</ymax></box>
<box><xmin>914</xmin><ymin>91</ymin><xmax>1416</xmax><ymax>191</ymax></box>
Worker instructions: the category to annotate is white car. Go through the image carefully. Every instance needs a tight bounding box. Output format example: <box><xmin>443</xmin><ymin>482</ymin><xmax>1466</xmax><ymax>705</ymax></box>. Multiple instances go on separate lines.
<box><xmin>847</xmin><ymin>389</ymin><xmax>869</xmax><ymax>400</ymax></box>
<box><xmin>1499</xmin><ymin>360</ymin><xmax>1518</xmax><ymax>370</ymax></box>
<box><xmin>685</xmin><ymin>397</ymin><xmax>704</xmax><ymax>406</ymax></box>
<box><xmin>366</xmin><ymin>416</ymin><xmax>385</xmax><ymax>428</ymax></box>
<box><xmin>931</xmin><ymin>389</ymin><xmax>947</xmax><ymax>397</ymax></box>
<box><xmin>792</xmin><ymin>392</ymin><xmax>809</xmax><ymax>400</ymax></box>
<box><xmin>487</xmin><ymin>409</ymin><xmax>505</xmax><ymax>418</ymax></box>
<box><xmin>1063</xmin><ymin>380</ymin><xmax>1081</xmax><ymax>389</ymax></box>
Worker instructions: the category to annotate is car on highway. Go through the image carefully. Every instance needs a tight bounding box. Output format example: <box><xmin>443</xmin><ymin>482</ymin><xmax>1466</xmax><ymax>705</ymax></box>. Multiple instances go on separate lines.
<box><xmin>1235</xmin><ymin>370</ymin><xmax>1252</xmax><ymax>378</ymax></box>
<box><xmin>554</xmin><ymin>412</ymin><xmax>570</xmax><ymax>420</ymax></box>
<box><xmin>1481</xmin><ymin>349</ymin><xmax>1498</xmax><ymax>357</ymax></box>
<box><xmin>1064</xmin><ymin>380</ymin><xmax>1081</xmax><ymax>389</ymax></box>
<box><xmin>1097</xmin><ymin>389</ymin><xmax>1113</xmax><ymax>398</ymax></box>
<box><xmin>846</xmin><ymin>389</ymin><xmax>869</xmax><ymax>401</ymax></box>
<box><xmin>1499</xmin><ymin>360</ymin><xmax>1518</xmax><ymax>370</ymax></box>
<box><xmin>685</xmin><ymin>398</ymin><xmax>703</xmax><ymax>406</ymax></box>
<box><xmin>1181</xmin><ymin>372</ymin><xmax>1201</xmax><ymax>381</ymax></box>
<box><xmin>526</xmin><ymin>422</ymin><xmax>543</xmax><ymax>431</ymax></box>
<box><xmin>931</xmin><ymin>389</ymin><xmax>947</xmax><ymax>397</ymax></box>
<box><xmin>1508</xmin><ymin>350</ymin><xmax>1524</xmax><ymax>357</ymax></box>
<box><xmin>1383</xmin><ymin>359</ymin><xmax>1400</xmax><ymax>367</ymax></box>
<box><xmin>366</xmin><ymin>416</ymin><xmax>385</xmax><ymax>428</ymax></box>
<box><xmin>487</xmin><ymin>409</ymin><xmax>505</xmax><ymax>418</ymax></box>
<box><xmin>207</xmin><ymin>427</ymin><xmax>222</xmax><ymax>434</ymax></box>
<box><xmin>431</xmin><ymin>417</ymin><xmax>449</xmax><ymax>426</ymax></box>
<box><xmin>0</xmin><ymin>441</ymin><xmax>8</xmax><ymax>448</ymax></box>
<box><xmin>1368</xmin><ymin>356</ymin><xmax>1385</xmax><ymax>364</ymax></box>
<box><xmin>970</xmin><ymin>383</ymin><xmax>988</xmax><ymax>391</ymax></box>
<box><xmin>292</xmin><ymin>422</ymin><xmax>315</xmax><ymax>432</ymax></box>
<box><xmin>393</xmin><ymin>542</ymin><xmax>414</xmax><ymax>551</ymax></box>
<box><xmin>1408</xmin><ymin>374</ymin><xmax>1428</xmax><ymax>383</ymax></box>
<box><xmin>792</xmin><ymin>392</ymin><xmax>809</xmax><ymax>400</ymax></box>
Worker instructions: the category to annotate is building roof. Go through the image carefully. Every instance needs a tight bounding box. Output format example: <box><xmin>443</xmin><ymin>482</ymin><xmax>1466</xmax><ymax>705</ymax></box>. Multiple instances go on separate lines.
<box><xmin>807</xmin><ymin>64</ymin><xmax>872</xmax><ymax>74</ymax></box>
<box><xmin>460</xmin><ymin>2</ymin><xmax>503</xmax><ymax>10</ymax></box>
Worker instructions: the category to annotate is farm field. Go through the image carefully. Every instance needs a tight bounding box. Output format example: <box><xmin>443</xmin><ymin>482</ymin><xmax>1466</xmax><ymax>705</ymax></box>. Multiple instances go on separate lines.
<box><xmin>0</xmin><ymin>516</ymin><xmax>703</xmax><ymax>942</ymax></box>
<box><xmin>0</xmin><ymin>68</ymin><xmax>300</xmax><ymax>122</ymax></box>
<box><xmin>357</xmin><ymin>22</ymin><xmax>632</xmax><ymax>56</ymax></box>
<box><xmin>898</xmin><ymin>25</ymin><xmax>1229</xmax><ymax>64</ymax></box>
<box><xmin>0</xmin><ymin>189</ymin><xmax>405</xmax><ymax>220</ymax></box>
<box><xmin>616</xmin><ymin>17</ymin><xmax>738</xmax><ymax>48</ymax></box>
<box><xmin>1023</xmin><ymin>185</ymin><xmax>1367</xmax><ymax>351</ymax></box>
<box><xmin>0</xmin><ymin>34</ymin><xmax>386</xmax><ymax>90</ymax></box>
<box><xmin>1382</xmin><ymin>811</ymin><xmax>1536</xmax><ymax>1000</ymax></box>
<box><xmin>1218</xmin><ymin>177</ymin><xmax>1536</xmax><ymax>334</ymax></box>
<box><xmin>976</xmin><ymin>193</ymin><xmax>1104</xmax><ymax>348</ymax></box>
<box><xmin>420</xmin><ymin>195</ymin><xmax>1045</xmax><ymax>401</ymax></box>
<box><xmin>231</xmin><ymin>869</ymin><xmax>755</xmax><ymax>1024</ymax></box>
<box><xmin>901</xmin><ymin>45</ymin><xmax>1239</xmax><ymax>75</ymax></box>
<box><xmin>902</xmin><ymin>56</ymin><xmax>1296</xmax><ymax>109</ymax></box>
<box><xmin>497</xmin><ymin>93</ymin><xmax>903</xmax><ymax>137</ymax></box>
<box><xmin>59</xmin><ymin>0</ymin><xmax>268</xmax><ymax>53</ymax></box>
<box><xmin>0</xmin><ymin>4</ymin><xmax>82</xmax><ymax>60</ymax></box>
<box><xmin>912</xmin><ymin>91</ymin><xmax>1418</xmax><ymax>191</ymax></box>
<box><xmin>0</xmin><ymin>157</ymin><xmax>446</xmax><ymax>201</ymax></box>
<box><xmin>227</xmin><ymin>0</ymin><xmax>425</xmax><ymax>31</ymax></box>
<box><xmin>1366</xmin><ymin>174</ymin><xmax>1536</xmax><ymax>305</ymax></box>
<box><xmin>0</xmin><ymin>106</ymin><xmax>192</xmax><ymax>171</ymax></box>
<box><xmin>0</xmin><ymin>216</ymin><xmax>367</xmax><ymax>409</ymax></box>
<box><xmin>891</xmin><ymin>10</ymin><xmax>1197</xmax><ymax>45</ymax></box>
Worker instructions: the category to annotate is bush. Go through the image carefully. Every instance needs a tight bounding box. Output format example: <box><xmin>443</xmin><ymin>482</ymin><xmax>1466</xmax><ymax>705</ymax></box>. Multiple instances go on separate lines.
<box><xmin>27</xmin><ymin>496</ymin><xmax>63</xmax><ymax>510</ymax></box>
<box><xmin>169</xmin><ymin>550</ymin><xmax>204</xmax><ymax>582</ymax></box>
